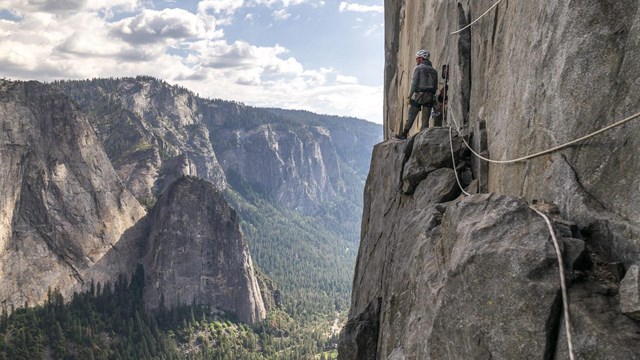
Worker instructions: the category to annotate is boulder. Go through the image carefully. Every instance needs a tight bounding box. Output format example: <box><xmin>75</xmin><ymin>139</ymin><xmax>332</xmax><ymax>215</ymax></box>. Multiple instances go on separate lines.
<box><xmin>620</xmin><ymin>265</ymin><xmax>640</xmax><ymax>320</ymax></box>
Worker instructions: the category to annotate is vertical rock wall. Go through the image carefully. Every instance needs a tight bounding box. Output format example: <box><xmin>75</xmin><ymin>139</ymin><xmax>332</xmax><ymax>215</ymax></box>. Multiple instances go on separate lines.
<box><xmin>344</xmin><ymin>1</ymin><xmax>640</xmax><ymax>357</ymax></box>
<box><xmin>385</xmin><ymin>0</ymin><xmax>640</xmax><ymax>267</ymax></box>
<box><xmin>0</xmin><ymin>80</ymin><xmax>146</xmax><ymax>306</ymax></box>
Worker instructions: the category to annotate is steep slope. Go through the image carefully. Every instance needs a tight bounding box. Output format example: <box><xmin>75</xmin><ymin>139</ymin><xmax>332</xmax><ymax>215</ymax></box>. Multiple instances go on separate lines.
<box><xmin>341</xmin><ymin>1</ymin><xmax>640</xmax><ymax>358</ymax></box>
<box><xmin>55</xmin><ymin>77</ymin><xmax>227</xmax><ymax>204</ymax></box>
<box><xmin>340</xmin><ymin>129</ymin><xmax>640</xmax><ymax>359</ymax></box>
<box><xmin>142</xmin><ymin>177</ymin><xmax>266</xmax><ymax>323</ymax></box>
<box><xmin>384</xmin><ymin>0</ymin><xmax>640</xmax><ymax>264</ymax></box>
<box><xmin>56</xmin><ymin>77</ymin><xmax>382</xmax><ymax>315</ymax></box>
<box><xmin>0</xmin><ymin>79</ymin><xmax>146</xmax><ymax>306</ymax></box>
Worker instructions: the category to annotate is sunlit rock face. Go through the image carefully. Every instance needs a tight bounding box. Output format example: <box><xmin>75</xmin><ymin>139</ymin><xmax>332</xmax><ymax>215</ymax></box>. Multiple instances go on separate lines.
<box><xmin>56</xmin><ymin>77</ymin><xmax>227</xmax><ymax>203</ymax></box>
<box><xmin>341</xmin><ymin>128</ymin><xmax>640</xmax><ymax>359</ymax></box>
<box><xmin>0</xmin><ymin>80</ymin><xmax>146</xmax><ymax>306</ymax></box>
<box><xmin>140</xmin><ymin>176</ymin><xmax>266</xmax><ymax>324</ymax></box>
<box><xmin>385</xmin><ymin>0</ymin><xmax>640</xmax><ymax>264</ymax></box>
<box><xmin>352</xmin><ymin>1</ymin><xmax>640</xmax><ymax>358</ymax></box>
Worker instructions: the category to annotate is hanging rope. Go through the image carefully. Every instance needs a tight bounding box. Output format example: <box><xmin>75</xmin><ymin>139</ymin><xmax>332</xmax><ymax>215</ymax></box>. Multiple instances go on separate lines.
<box><xmin>529</xmin><ymin>206</ymin><xmax>576</xmax><ymax>360</ymax></box>
<box><xmin>447</xmin><ymin>123</ymin><xmax>577</xmax><ymax>360</ymax></box>
<box><xmin>451</xmin><ymin>0</ymin><xmax>505</xmax><ymax>35</ymax></box>
<box><xmin>449</xmin><ymin>126</ymin><xmax>471</xmax><ymax>196</ymax></box>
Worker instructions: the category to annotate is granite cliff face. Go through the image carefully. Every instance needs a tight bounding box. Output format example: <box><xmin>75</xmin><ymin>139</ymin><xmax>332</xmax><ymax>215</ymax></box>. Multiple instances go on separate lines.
<box><xmin>88</xmin><ymin>177</ymin><xmax>266</xmax><ymax>323</ymax></box>
<box><xmin>342</xmin><ymin>1</ymin><xmax>640</xmax><ymax>358</ymax></box>
<box><xmin>141</xmin><ymin>177</ymin><xmax>265</xmax><ymax>323</ymax></box>
<box><xmin>0</xmin><ymin>79</ymin><xmax>146</xmax><ymax>306</ymax></box>
<box><xmin>56</xmin><ymin>77</ymin><xmax>227</xmax><ymax>204</ymax></box>
<box><xmin>384</xmin><ymin>0</ymin><xmax>640</xmax><ymax>262</ymax></box>
<box><xmin>341</xmin><ymin>129</ymin><xmax>640</xmax><ymax>359</ymax></box>
<box><xmin>0</xmin><ymin>80</ymin><xmax>266</xmax><ymax>323</ymax></box>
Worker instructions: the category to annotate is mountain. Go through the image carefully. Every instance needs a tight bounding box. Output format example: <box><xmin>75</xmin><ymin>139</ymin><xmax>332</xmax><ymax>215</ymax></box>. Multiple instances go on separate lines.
<box><xmin>0</xmin><ymin>79</ymin><xmax>145</xmax><ymax>307</ymax></box>
<box><xmin>55</xmin><ymin>77</ymin><xmax>382</xmax><ymax>315</ymax></box>
<box><xmin>0</xmin><ymin>79</ymin><xmax>266</xmax><ymax>324</ymax></box>
<box><xmin>341</xmin><ymin>1</ymin><xmax>640</xmax><ymax>359</ymax></box>
<box><xmin>54</xmin><ymin>77</ymin><xmax>227</xmax><ymax>204</ymax></box>
<box><xmin>87</xmin><ymin>176</ymin><xmax>266</xmax><ymax>324</ymax></box>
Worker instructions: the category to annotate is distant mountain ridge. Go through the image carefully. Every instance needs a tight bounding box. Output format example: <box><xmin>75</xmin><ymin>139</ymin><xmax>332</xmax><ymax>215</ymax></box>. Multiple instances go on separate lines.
<box><xmin>0</xmin><ymin>79</ymin><xmax>267</xmax><ymax>323</ymax></box>
<box><xmin>54</xmin><ymin>76</ymin><xmax>381</xmax><ymax>315</ymax></box>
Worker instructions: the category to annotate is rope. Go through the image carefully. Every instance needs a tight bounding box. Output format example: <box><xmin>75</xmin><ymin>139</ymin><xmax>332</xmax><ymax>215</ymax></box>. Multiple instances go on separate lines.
<box><xmin>447</xmin><ymin>122</ymin><xmax>576</xmax><ymax>358</ymax></box>
<box><xmin>451</xmin><ymin>0</ymin><xmax>505</xmax><ymax>35</ymax></box>
<box><xmin>529</xmin><ymin>206</ymin><xmax>576</xmax><ymax>360</ymax></box>
<box><xmin>448</xmin><ymin>104</ymin><xmax>640</xmax><ymax>164</ymax></box>
<box><xmin>449</xmin><ymin>126</ymin><xmax>471</xmax><ymax>196</ymax></box>
<box><xmin>444</xmin><ymin>3</ymin><xmax>596</xmax><ymax>358</ymax></box>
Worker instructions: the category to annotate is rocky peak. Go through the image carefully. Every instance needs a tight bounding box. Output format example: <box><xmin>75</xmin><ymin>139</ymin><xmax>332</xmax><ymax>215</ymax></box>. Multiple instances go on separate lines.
<box><xmin>140</xmin><ymin>176</ymin><xmax>266</xmax><ymax>323</ymax></box>
<box><xmin>55</xmin><ymin>77</ymin><xmax>227</xmax><ymax>203</ymax></box>
<box><xmin>0</xmin><ymin>79</ymin><xmax>146</xmax><ymax>306</ymax></box>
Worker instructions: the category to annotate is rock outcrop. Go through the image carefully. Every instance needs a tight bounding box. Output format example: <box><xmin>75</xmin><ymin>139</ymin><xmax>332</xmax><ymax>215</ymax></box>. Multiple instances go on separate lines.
<box><xmin>384</xmin><ymin>0</ymin><xmax>640</xmax><ymax>267</ymax></box>
<box><xmin>0</xmin><ymin>79</ymin><xmax>146</xmax><ymax>306</ymax></box>
<box><xmin>56</xmin><ymin>77</ymin><xmax>227</xmax><ymax>203</ymax></box>
<box><xmin>340</xmin><ymin>129</ymin><xmax>640</xmax><ymax>359</ymax></box>
<box><xmin>140</xmin><ymin>177</ymin><xmax>266</xmax><ymax>323</ymax></box>
<box><xmin>1</xmin><ymin>79</ymin><xmax>266</xmax><ymax>323</ymax></box>
<box><xmin>356</xmin><ymin>2</ymin><xmax>640</xmax><ymax>357</ymax></box>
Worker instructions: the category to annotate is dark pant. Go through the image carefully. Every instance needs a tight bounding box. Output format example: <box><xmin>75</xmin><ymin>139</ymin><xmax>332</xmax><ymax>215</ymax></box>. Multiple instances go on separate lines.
<box><xmin>403</xmin><ymin>102</ymin><xmax>432</xmax><ymax>135</ymax></box>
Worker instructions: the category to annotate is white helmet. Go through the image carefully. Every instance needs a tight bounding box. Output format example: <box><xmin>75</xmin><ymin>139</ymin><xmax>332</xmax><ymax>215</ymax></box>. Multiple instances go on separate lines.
<box><xmin>415</xmin><ymin>50</ymin><xmax>430</xmax><ymax>60</ymax></box>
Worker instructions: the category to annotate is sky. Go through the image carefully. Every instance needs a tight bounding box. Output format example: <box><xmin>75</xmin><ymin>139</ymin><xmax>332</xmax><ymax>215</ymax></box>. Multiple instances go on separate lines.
<box><xmin>0</xmin><ymin>0</ymin><xmax>384</xmax><ymax>124</ymax></box>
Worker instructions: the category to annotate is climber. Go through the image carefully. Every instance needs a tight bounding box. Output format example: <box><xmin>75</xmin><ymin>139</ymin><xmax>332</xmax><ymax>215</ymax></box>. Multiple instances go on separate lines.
<box><xmin>395</xmin><ymin>49</ymin><xmax>438</xmax><ymax>140</ymax></box>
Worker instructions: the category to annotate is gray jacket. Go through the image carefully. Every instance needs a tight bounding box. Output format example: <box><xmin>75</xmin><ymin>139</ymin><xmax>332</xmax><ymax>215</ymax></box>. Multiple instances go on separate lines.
<box><xmin>409</xmin><ymin>60</ymin><xmax>438</xmax><ymax>98</ymax></box>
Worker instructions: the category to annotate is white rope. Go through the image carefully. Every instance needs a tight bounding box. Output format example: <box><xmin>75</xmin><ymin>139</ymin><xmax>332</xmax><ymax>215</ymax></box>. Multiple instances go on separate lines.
<box><xmin>449</xmin><ymin>126</ymin><xmax>471</xmax><ymax>196</ymax></box>
<box><xmin>529</xmin><ymin>207</ymin><xmax>576</xmax><ymax>360</ymax></box>
<box><xmin>448</xmin><ymin>103</ymin><xmax>640</xmax><ymax>164</ymax></box>
<box><xmin>447</xmin><ymin>125</ymin><xmax>576</xmax><ymax>360</ymax></box>
<box><xmin>451</xmin><ymin>0</ymin><xmax>505</xmax><ymax>35</ymax></box>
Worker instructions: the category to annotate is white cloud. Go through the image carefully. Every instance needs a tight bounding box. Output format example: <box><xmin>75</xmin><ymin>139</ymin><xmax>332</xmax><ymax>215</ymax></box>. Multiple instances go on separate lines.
<box><xmin>0</xmin><ymin>0</ymin><xmax>383</xmax><ymax>124</ymax></box>
<box><xmin>110</xmin><ymin>8</ymin><xmax>213</xmax><ymax>44</ymax></box>
<box><xmin>336</xmin><ymin>74</ymin><xmax>358</xmax><ymax>84</ymax></box>
<box><xmin>3</xmin><ymin>0</ymin><xmax>139</xmax><ymax>14</ymax></box>
<box><xmin>272</xmin><ymin>9</ymin><xmax>290</xmax><ymax>21</ymax></box>
<box><xmin>338</xmin><ymin>2</ymin><xmax>383</xmax><ymax>13</ymax></box>
<box><xmin>250</xmin><ymin>0</ymin><xmax>305</xmax><ymax>7</ymax></box>
<box><xmin>197</xmin><ymin>0</ymin><xmax>244</xmax><ymax>14</ymax></box>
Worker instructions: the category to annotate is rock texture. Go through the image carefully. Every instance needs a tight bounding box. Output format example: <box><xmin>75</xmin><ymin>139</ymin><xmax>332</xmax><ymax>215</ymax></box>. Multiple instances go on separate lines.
<box><xmin>56</xmin><ymin>77</ymin><xmax>227</xmax><ymax>203</ymax></box>
<box><xmin>0</xmin><ymin>79</ymin><xmax>146</xmax><ymax>306</ymax></box>
<box><xmin>620</xmin><ymin>265</ymin><xmax>640</xmax><ymax>319</ymax></box>
<box><xmin>141</xmin><ymin>177</ymin><xmax>266</xmax><ymax>323</ymax></box>
<box><xmin>341</xmin><ymin>129</ymin><xmax>640</xmax><ymax>359</ymax></box>
<box><xmin>384</xmin><ymin>0</ymin><xmax>640</xmax><ymax>269</ymax></box>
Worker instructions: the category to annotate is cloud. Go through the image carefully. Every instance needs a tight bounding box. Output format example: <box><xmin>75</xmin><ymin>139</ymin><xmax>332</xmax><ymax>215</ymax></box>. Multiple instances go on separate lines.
<box><xmin>0</xmin><ymin>0</ymin><xmax>384</xmax><ymax>124</ymax></box>
<box><xmin>3</xmin><ymin>0</ymin><xmax>139</xmax><ymax>14</ymax></box>
<box><xmin>110</xmin><ymin>8</ymin><xmax>213</xmax><ymax>44</ymax></box>
<box><xmin>338</xmin><ymin>2</ymin><xmax>383</xmax><ymax>13</ymax></box>
<box><xmin>198</xmin><ymin>0</ymin><xmax>245</xmax><ymax>14</ymax></box>
<box><xmin>336</xmin><ymin>74</ymin><xmax>358</xmax><ymax>84</ymax></box>
<box><xmin>272</xmin><ymin>9</ymin><xmax>290</xmax><ymax>21</ymax></box>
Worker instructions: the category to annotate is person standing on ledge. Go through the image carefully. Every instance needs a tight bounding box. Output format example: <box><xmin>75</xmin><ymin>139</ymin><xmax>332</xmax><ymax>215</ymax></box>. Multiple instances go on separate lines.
<box><xmin>395</xmin><ymin>50</ymin><xmax>438</xmax><ymax>140</ymax></box>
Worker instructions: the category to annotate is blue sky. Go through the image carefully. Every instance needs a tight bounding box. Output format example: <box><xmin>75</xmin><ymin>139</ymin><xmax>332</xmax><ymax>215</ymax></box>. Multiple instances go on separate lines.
<box><xmin>0</xmin><ymin>0</ymin><xmax>384</xmax><ymax>123</ymax></box>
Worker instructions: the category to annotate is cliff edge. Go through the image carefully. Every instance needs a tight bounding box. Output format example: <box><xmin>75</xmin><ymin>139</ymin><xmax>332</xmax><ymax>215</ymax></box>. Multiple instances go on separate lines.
<box><xmin>343</xmin><ymin>1</ymin><xmax>640</xmax><ymax>358</ymax></box>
